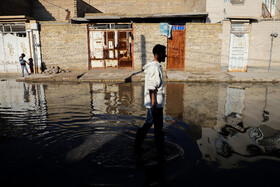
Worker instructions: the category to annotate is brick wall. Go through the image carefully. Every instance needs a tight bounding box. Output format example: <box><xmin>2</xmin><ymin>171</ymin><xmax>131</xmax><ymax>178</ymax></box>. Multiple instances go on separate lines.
<box><xmin>33</xmin><ymin>0</ymin><xmax>76</xmax><ymax>21</ymax></box>
<box><xmin>76</xmin><ymin>0</ymin><xmax>102</xmax><ymax>17</ymax></box>
<box><xmin>86</xmin><ymin>0</ymin><xmax>206</xmax><ymax>15</ymax></box>
<box><xmin>133</xmin><ymin>23</ymin><xmax>167</xmax><ymax>70</ymax></box>
<box><xmin>40</xmin><ymin>23</ymin><xmax>89</xmax><ymax>71</ymax></box>
<box><xmin>0</xmin><ymin>0</ymin><xmax>32</xmax><ymax>16</ymax></box>
<box><xmin>185</xmin><ymin>23</ymin><xmax>223</xmax><ymax>71</ymax></box>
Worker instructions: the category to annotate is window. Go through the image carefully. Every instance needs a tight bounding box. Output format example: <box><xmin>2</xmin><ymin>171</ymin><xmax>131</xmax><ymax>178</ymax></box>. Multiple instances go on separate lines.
<box><xmin>230</xmin><ymin>0</ymin><xmax>245</xmax><ymax>5</ymax></box>
<box><xmin>0</xmin><ymin>23</ymin><xmax>26</xmax><ymax>33</ymax></box>
<box><xmin>264</xmin><ymin>0</ymin><xmax>276</xmax><ymax>16</ymax></box>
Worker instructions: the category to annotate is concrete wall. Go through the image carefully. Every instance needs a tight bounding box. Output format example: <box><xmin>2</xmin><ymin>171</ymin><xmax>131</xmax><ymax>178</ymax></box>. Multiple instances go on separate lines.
<box><xmin>133</xmin><ymin>23</ymin><xmax>167</xmax><ymax>70</ymax></box>
<box><xmin>86</xmin><ymin>0</ymin><xmax>206</xmax><ymax>15</ymax></box>
<box><xmin>275</xmin><ymin>0</ymin><xmax>280</xmax><ymax>18</ymax></box>
<box><xmin>206</xmin><ymin>0</ymin><xmax>225</xmax><ymax>23</ymax></box>
<box><xmin>221</xmin><ymin>20</ymin><xmax>280</xmax><ymax>72</ymax></box>
<box><xmin>40</xmin><ymin>23</ymin><xmax>89</xmax><ymax>71</ymax></box>
<box><xmin>226</xmin><ymin>0</ymin><xmax>263</xmax><ymax>18</ymax></box>
<box><xmin>221</xmin><ymin>20</ymin><xmax>231</xmax><ymax>71</ymax></box>
<box><xmin>185</xmin><ymin>23</ymin><xmax>223</xmax><ymax>71</ymax></box>
<box><xmin>207</xmin><ymin>0</ymin><xmax>264</xmax><ymax>23</ymax></box>
<box><xmin>0</xmin><ymin>0</ymin><xmax>32</xmax><ymax>17</ymax></box>
<box><xmin>248</xmin><ymin>20</ymin><xmax>280</xmax><ymax>72</ymax></box>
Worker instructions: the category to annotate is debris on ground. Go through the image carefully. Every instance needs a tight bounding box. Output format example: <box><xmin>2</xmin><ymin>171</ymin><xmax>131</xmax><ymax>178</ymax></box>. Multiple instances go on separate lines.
<box><xmin>42</xmin><ymin>66</ymin><xmax>71</xmax><ymax>74</ymax></box>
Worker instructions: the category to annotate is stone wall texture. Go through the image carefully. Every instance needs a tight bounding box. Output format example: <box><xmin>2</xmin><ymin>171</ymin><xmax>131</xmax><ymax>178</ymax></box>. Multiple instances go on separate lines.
<box><xmin>185</xmin><ymin>23</ymin><xmax>223</xmax><ymax>71</ymax></box>
<box><xmin>133</xmin><ymin>23</ymin><xmax>167</xmax><ymax>70</ymax></box>
<box><xmin>40</xmin><ymin>23</ymin><xmax>89</xmax><ymax>71</ymax></box>
<box><xmin>86</xmin><ymin>0</ymin><xmax>206</xmax><ymax>15</ymax></box>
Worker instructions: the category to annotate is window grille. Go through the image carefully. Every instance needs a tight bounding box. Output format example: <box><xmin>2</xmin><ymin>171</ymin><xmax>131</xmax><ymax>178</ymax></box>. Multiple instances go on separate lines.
<box><xmin>0</xmin><ymin>24</ymin><xmax>25</xmax><ymax>33</ymax></box>
<box><xmin>89</xmin><ymin>23</ymin><xmax>132</xmax><ymax>30</ymax></box>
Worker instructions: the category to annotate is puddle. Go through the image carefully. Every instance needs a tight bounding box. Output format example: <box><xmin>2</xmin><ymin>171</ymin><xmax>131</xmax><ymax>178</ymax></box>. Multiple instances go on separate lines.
<box><xmin>0</xmin><ymin>80</ymin><xmax>280</xmax><ymax>186</ymax></box>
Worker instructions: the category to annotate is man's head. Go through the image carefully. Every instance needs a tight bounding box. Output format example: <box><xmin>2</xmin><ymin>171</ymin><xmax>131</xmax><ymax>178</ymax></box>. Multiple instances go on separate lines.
<box><xmin>21</xmin><ymin>53</ymin><xmax>25</xmax><ymax>57</ymax></box>
<box><xmin>153</xmin><ymin>44</ymin><xmax>166</xmax><ymax>63</ymax></box>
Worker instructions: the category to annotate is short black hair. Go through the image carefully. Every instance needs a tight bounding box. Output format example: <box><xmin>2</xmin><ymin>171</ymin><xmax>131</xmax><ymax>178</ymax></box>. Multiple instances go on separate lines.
<box><xmin>21</xmin><ymin>53</ymin><xmax>25</xmax><ymax>57</ymax></box>
<box><xmin>153</xmin><ymin>44</ymin><xmax>166</xmax><ymax>56</ymax></box>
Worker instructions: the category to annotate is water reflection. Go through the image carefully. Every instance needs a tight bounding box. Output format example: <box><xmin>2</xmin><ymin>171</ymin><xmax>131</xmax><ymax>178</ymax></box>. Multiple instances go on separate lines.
<box><xmin>0</xmin><ymin>80</ymin><xmax>280</xmax><ymax>186</ymax></box>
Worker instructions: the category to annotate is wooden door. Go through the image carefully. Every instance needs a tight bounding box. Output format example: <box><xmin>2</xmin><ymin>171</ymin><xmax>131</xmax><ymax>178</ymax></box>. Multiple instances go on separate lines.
<box><xmin>167</xmin><ymin>26</ymin><xmax>185</xmax><ymax>70</ymax></box>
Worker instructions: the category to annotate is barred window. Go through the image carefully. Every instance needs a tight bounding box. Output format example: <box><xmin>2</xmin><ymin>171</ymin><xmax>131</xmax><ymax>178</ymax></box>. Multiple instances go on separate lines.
<box><xmin>0</xmin><ymin>23</ymin><xmax>25</xmax><ymax>33</ymax></box>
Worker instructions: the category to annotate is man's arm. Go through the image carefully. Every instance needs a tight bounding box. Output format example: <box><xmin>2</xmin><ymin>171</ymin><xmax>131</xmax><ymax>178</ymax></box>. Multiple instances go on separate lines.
<box><xmin>150</xmin><ymin>90</ymin><xmax>157</xmax><ymax>111</ymax></box>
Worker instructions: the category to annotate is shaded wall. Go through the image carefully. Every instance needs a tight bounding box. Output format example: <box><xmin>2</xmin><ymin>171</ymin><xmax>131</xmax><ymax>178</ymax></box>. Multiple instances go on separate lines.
<box><xmin>33</xmin><ymin>0</ymin><xmax>76</xmax><ymax>21</ymax></box>
<box><xmin>76</xmin><ymin>0</ymin><xmax>102</xmax><ymax>17</ymax></box>
<box><xmin>0</xmin><ymin>0</ymin><xmax>32</xmax><ymax>16</ymax></box>
<box><xmin>40</xmin><ymin>23</ymin><xmax>88</xmax><ymax>71</ymax></box>
<box><xmin>133</xmin><ymin>23</ymin><xmax>167</xmax><ymax>70</ymax></box>
<box><xmin>185</xmin><ymin>23</ymin><xmax>223</xmax><ymax>71</ymax></box>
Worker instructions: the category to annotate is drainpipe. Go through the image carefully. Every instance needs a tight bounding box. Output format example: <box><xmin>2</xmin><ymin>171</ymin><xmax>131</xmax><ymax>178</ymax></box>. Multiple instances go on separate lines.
<box><xmin>268</xmin><ymin>32</ymin><xmax>278</xmax><ymax>72</ymax></box>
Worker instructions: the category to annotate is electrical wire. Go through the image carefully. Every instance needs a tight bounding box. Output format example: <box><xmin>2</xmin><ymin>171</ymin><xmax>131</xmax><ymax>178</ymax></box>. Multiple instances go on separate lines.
<box><xmin>41</xmin><ymin>0</ymin><xmax>68</xmax><ymax>11</ymax></box>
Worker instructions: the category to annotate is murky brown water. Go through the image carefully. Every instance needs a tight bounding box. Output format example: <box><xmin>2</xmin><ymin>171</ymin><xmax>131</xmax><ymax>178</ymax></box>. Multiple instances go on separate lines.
<box><xmin>1</xmin><ymin>79</ymin><xmax>280</xmax><ymax>186</ymax></box>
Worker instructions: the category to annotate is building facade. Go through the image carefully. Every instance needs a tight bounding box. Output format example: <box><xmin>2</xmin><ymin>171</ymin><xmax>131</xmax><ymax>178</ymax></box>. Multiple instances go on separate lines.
<box><xmin>0</xmin><ymin>0</ymin><xmax>279</xmax><ymax>73</ymax></box>
<box><xmin>207</xmin><ymin>0</ymin><xmax>280</xmax><ymax>72</ymax></box>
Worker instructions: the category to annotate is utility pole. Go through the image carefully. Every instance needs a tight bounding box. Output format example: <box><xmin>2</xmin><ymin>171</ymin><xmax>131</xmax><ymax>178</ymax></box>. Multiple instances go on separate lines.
<box><xmin>268</xmin><ymin>32</ymin><xmax>278</xmax><ymax>72</ymax></box>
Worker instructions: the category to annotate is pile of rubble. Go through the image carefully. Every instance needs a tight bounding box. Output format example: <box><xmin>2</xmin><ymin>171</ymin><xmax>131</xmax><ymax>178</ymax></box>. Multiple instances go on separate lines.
<box><xmin>42</xmin><ymin>66</ymin><xmax>71</xmax><ymax>74</ymax></box>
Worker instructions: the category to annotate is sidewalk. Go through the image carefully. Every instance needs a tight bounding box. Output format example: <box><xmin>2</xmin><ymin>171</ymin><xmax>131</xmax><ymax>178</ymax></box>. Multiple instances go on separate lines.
<box><xmin>1</xmin><ymin>69</ymin><xmax>280</xmax><ymax>83</ymax></box>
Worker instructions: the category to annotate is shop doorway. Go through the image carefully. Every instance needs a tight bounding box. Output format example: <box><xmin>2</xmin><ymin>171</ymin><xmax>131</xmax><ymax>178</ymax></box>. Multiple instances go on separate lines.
<box><xmin>88</xmin><ymin>23</ymin><xmax>132</xmax><ymax>69</ymax></box>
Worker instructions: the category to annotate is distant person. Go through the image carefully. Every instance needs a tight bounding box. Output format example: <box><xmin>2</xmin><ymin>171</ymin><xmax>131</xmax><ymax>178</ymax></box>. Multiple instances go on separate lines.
<box><xmin>28</xmin><ymin>58</ymin><xmax>34</xmax><ymax>74</ymax></box>
<box><xmin>134</xmin><ymin>44</ymin><xmax>167</xmax><ymax>162</ymax></box>
<box><xmin>19</xmin><ymin>53</ymin><xmax>30</xmax><ymax>77</ymax></box>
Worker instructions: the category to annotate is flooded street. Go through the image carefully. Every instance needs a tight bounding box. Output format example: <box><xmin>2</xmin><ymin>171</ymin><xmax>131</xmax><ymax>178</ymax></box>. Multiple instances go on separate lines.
<box><xmin>1</xmin><ymin>79</ymin><xmax>280</xmax><ymax>186</ymax></box>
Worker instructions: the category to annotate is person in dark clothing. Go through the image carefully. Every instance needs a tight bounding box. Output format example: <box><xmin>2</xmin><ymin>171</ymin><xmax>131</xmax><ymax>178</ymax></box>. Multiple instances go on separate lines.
<box><xmin>134</xmin><ymin>44</ymin><xmax>167</xmax><ymax>163</ymax></box>
<box><xmin>28</xmin><ymin>58</ymin><xmax>34</xmax><ymax>74</ymax></box>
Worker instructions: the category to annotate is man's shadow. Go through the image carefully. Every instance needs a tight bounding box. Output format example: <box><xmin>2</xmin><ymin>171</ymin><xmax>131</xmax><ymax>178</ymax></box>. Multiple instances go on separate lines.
<box><xmin>125</xmin><ymin>70</ymin><xmax>144</xmax><ymax>83</ymax></box>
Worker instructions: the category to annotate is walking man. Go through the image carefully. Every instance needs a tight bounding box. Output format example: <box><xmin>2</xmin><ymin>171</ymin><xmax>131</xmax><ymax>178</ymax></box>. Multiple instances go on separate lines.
<box><xmin>19</xmin><ymin>53</ymin><xmax>30</xmax><ymax>77</ymax></box>
<box><xmin>134</xmin><ymin>44</ymin><xmax>166</xmax><ymax>162</ymax></box>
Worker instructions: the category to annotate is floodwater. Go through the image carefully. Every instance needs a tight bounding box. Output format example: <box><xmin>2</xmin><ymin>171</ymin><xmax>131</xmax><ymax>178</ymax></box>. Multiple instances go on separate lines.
<box><xmin>0</xmin><ymin>79</ymin><xmax>280</xmax><ymax>186</ymax></box>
